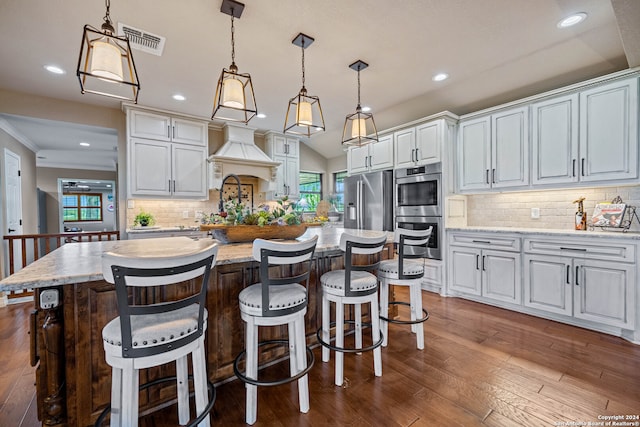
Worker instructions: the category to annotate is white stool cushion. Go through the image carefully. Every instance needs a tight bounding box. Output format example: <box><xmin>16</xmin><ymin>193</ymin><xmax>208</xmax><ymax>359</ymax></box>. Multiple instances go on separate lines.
<box><xmin>378</xmin><ymin>259</ymin><xmax>424</xmax><ymax>279</ymax></box>
<box><xmin>320</xmin><ymin>270</ymin><xmax>378</xmax><ymax>295</ymax></box>
<box><xmin>239</xmin><ymin>283</ymin><xmax>307</xmax><ymax>317</ymax></box>
<box><xmin>102</xmin><ymin>304</ymin><xmax>207</xmax><ymax>348</ymax></box>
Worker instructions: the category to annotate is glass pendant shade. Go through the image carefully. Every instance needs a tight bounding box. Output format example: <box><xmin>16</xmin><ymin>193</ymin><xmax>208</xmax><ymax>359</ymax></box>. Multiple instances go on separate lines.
<box><xmin>221</xmin><ymin>76</ymin><xmax>244</xmax><ymax>108</ymax></box>
<box><xmin>76</xmin><ymin>1</ymin><xmax>140</xmax><ymax>102</ymax></box>
<box><xmin>90</xmin><ymin>39</ymin><xmax>124</xmax><ymax>81</ymax></box>
<box><xmin>351</xmin><ymin>118</ymin><xmax>367</xmax><ymax>139</ymax></box>
<box><xmin>297</xmin><ymin>101</ymin><xmax>313</xmax><ymax>126</ymax></box>
<box><xmin>284</xmin><ymin>33</ymin><xmax>325</xmax><ymax>136</ymax></box>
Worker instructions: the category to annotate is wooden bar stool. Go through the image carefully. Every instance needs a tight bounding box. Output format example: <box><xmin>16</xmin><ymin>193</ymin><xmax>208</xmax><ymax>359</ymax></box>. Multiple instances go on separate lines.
<box><xmin>378</xmin><ymin>227</ymin><xmax>432</xmax><ymax>350</ymax></box>
<box><xmin>317</xmin><ymin>232</ymin><xmax>387</xmax><ymax>386</ymax></box>
<box><xmin>233</xmin><ymin>236</ymin><xmax>318</xmax><ymax>425</ymax></box>
<box><xmin>99</xmin><ymin>239</ymin><xmax>218</xmax><ymax>427</ymax></box>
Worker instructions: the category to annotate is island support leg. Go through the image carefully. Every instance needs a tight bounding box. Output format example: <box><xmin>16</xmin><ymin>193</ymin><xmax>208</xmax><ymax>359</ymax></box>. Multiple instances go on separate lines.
<box><xmin>42</xmin><ymin>307</ymin><xmax>65</xmax><ymax>426</ymax></box>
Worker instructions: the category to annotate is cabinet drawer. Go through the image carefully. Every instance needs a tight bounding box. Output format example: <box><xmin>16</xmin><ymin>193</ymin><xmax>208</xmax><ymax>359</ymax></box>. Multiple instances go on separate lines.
<box><xmin>523</xmin><ymin>238</ymin><xmax>635</xmax><ymax>262</ymax></box>
<box><xmin>449</xmin><ymin>233</ymin><xmax>520</xmax><ymax>252</ymax></box>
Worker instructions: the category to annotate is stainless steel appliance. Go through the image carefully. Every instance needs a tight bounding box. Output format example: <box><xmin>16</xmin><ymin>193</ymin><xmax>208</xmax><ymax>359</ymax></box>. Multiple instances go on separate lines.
<box><xmin>395</xmin><ymin>163</ymin><xmax>441</xmax><ymax>217</ymax></box>
<box><xmin>395</xmin><ymin>163</ymin><xmax>443</xmax><ymax>259</ymax></box>
<box><xmin>395</xmin><ymin>216</ymin><xmax>442</xmax><ymax>260</ymax></box>
<box><xmin>343</xmin><ymin>170</ymin><xmax>394</xmax><ymax>231</ymax></box>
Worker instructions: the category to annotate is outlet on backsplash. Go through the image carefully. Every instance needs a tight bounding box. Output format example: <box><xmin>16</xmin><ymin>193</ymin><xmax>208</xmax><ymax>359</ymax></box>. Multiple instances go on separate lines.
<box><xmin>530</xmin><ymin>207</ymin><xmax>540</xmax><ymax>219</ymax></box>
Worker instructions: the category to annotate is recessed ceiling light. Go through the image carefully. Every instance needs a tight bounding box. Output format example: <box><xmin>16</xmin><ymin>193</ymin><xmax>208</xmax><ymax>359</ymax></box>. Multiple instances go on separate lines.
<box><xmin>256</xmin><ymin>113</ymin><xmax>267</xmax><ymax>119</ymax></box>
<box><xmin>557</xmin><ymin>13</ymin><xmax>587</xmax><ymax>28</ymax></box>
<box><xmin>79</xmin><ymin>142</ymin><xmax>90</xmax><ymax>147</ymax></box>
<box><xmin>433</xmin><ymin>73</ymin><xmax>449</xmax><ymax>82</ymax></box>
<box><xmin>361</xmin><ymin>106</ymin><xmax>372</xmax><ymax>112</ymax></box>
<box><xmin>172</xmin><ymin>94</ymin><xmax>186</xmax><ymax>101</ymax></box>
<box><xmin>44</xmin><ymin>65</ymin><xmax>65</xmax><ymax>74</ymax></box>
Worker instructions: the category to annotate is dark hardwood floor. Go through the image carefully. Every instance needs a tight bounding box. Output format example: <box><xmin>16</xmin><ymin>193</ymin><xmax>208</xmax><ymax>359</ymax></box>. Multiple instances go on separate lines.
<box><xmin>2</xmin><ymin>290</ymin><xmax>639</xmax><ymax>426</ymax></box>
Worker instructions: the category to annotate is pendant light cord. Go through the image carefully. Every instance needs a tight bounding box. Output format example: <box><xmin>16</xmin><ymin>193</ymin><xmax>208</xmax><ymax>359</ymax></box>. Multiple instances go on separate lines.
<box><xmin>301</xmin><ymin>38</ymin><xmax>306</xmax><ymax>89</ymax></box>
<box><xmin>357</xmin><ymin>67</ymin><xmax>361</xmax><ymax>107</ymax></box>
<box><xmin>102</xmin><ymin>0</ymin><xmax>113</xmax><ymax>32</ymax></box>
<box><xmin>230</xmin><ymin>12</ymin><xmax>236</xmax><ymax>66</ymax></box>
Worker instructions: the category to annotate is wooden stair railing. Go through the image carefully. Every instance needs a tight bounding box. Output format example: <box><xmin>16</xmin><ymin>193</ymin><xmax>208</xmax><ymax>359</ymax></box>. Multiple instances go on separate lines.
<box><xmin>3</xmin><ymin>231</ymin><xmax>120</xmax><ymax>300</ymax></box>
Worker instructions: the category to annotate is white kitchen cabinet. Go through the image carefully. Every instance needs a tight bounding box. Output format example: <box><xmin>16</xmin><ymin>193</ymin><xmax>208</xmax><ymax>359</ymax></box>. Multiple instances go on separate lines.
<box><xmin>128</xmin><ymin>138</ymin><xmax>208</xmax><ymax>198</ymax></box>
<box><xmin>523</xmin><ymin>237</ymin><xmax>636</xmax><ymax>329</ymax></box>
<box><xmin>531</xmin><ymin>94</ymin><xmax>579</xmax><ymax>185</ymax></box>
<box><xmin>448</xmin><ymin>233</ymin><xmax>521</xmax><ymax>305</ymax></box>
<box><xmin>265</xmin><ymin>134</ymin><xmax>300</xmax><ymax>199</ymax></box>
<box><xmin>457</xmin><ymin>106</ymin><xmax>528</xmax><ymax>192</ymax></box>
<box><xmin>347</xmin><ymin>134</ymin><xmax>393</xmax><ymax>174</ymax></box>
<box><xmin>129</xmin><ymin>109</ymin><xmax>208</xmax><ymax>146</ymax></box>
<box><xmin>579</xmin><ymin>77</ymin><xmax>638</xmax><ymax>182</ymax></box>
<box><xmin>394</xmin><ymin>121</ymin><xmax>442</xmax><ymax>169</ymax></box>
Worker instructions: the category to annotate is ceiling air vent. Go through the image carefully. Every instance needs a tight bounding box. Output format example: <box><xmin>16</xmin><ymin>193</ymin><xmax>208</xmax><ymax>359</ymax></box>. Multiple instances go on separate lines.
<box><xmin>117</xmin><ymin>23</ymin><xmax>166</xmax><ymax>56</ymax></box>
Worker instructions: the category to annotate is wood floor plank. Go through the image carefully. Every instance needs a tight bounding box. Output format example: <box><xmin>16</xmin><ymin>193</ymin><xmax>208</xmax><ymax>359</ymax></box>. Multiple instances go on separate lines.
<box><xmin>3</xmin><ymin>291</ymin><xmax>640</xmax><ymax>426</ymax></box>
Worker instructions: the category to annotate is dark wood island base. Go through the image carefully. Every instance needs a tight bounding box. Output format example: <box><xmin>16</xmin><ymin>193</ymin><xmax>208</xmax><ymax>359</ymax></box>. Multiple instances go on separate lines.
<box><xmin>16</xmin><ymin>230</ymin><xmax>393</xmax><ymax>426</ymax></box>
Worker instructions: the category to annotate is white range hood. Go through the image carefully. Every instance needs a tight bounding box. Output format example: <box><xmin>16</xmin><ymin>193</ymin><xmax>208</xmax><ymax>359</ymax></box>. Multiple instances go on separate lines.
<box><xmin>208</xmin><ymin>123</ymin><xmax>280</xmax><ymax>190</ymax></box>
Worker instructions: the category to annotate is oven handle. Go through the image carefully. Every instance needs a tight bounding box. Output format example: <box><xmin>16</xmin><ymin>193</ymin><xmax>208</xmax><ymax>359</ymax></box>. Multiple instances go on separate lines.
<box><xmin>395</xmin><ymin>174</ymin><xmax>441</xmax><ymax>185</ymax></box>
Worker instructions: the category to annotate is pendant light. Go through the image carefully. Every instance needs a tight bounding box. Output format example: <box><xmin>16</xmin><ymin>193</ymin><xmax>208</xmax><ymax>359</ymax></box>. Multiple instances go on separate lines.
<box><xmin>342</xmin><ymin>60</ymin><xmax>378</xmax><ymax>148</ymax></box>
<box><xmin>284</xmin><ymin>33</ymin><xmax>325</xmax><ymax>136</ymax></box>
<box><xmin>76</xmin><ymin>0</ymin><xmax>140</xmax><ymax>102</ymax></box>
<box><xmin>211</xmin><ymin>0</ymin><xmax>257</xmax><ymax>124</ymax></box>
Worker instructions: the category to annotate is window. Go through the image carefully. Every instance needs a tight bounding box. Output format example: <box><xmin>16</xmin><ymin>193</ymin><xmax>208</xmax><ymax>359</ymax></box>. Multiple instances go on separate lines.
<box><xmin>297</xmin><ymin>172</ymin><xmax>322</xmax><ymax>213</ymax></box>
<box><xmin>333</xmin><ymin>171</ymin><xmax>347</xmax><ymax>212</ymax></box>
<box><xmin>63</xmin><ymin>193</ymin><xmax>102</xmax><ymax>222</ymax></box>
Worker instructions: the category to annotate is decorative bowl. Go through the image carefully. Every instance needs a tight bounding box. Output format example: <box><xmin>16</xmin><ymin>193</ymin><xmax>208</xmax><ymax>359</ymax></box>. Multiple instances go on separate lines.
<box><xmin>200</xmin><ymin>224</ymin><xmax>307</xmax><ymax>243</ymax></box>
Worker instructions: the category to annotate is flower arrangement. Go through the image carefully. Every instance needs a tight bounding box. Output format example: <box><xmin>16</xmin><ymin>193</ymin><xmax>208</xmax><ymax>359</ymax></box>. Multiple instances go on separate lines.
<box><xmin>208</xmin><ymin>196</ymin><xmax>303</xmax><ymax>226</ymax></box>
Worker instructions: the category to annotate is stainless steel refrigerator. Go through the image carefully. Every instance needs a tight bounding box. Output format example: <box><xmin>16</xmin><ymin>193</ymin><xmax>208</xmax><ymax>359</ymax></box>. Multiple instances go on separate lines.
<box><xmin>343</xmin><ymin>170</ymin><xmax>394</xmax><ymax>231</ymax></box>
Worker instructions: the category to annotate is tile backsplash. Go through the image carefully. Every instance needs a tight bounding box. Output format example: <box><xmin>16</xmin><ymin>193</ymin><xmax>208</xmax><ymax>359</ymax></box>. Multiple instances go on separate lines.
<box><xmin>463</xmin><ymin>185</ymin><xmax>640</xmax><ymax>232</ymax></box>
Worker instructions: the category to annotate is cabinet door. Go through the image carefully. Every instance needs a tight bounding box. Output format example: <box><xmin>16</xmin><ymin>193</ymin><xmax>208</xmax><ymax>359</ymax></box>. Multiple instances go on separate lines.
<box><xmin>492</xmin><ymin>106</ymin><xmax>529</xmax><ymax>188</ymax></box>
<box><xmin>129</xmin><ymin>138</ymin><xmax>172</xmax><ymax>196</ymax></box>
<box><xmin>579</xmin><ymin>78</ymin><xmax>638</xmax><ymax>182</ymax></box>
<box><xmin>482</xmin><ymin>249</ymin><xmax>521</xmax><ymax>304</ymax></box>
<box><xmin>415</xmin><ymin>121</ymin><xmax>441</xmax><ymax>166</ymax></box>
<box><xmin>348</xmin><ymin>145</ymin><xmax>370</xmax><ymax>174</ymax></box>
<box><xmin>449</xmin><ymin>246</ymin><xmax>482</xmax><ymax>296</ymax></box>
<box><xmin>394</xmin><ymin>128</ymin><xmax>416</xmax><ymax>169</ymax></box>
<box><xmin>457</xmin><ymin>116</ymin><xmax>491</xmax><ymax>191</ymax></box>
<box><xmin>272</xmin><ymin>154</ymin><xmax>288</xmax><ymax>198</ymax></box>
<box><xmin>523</xmin><ymin>254</ymin><xmax>572</xmax><ymax>316</ymax></box>
<box><xmin>285</xmin><ymin>156</ymin><xmax>300</xmax><ymax>199</ymax></box>
<box><xmin>171</xmin><ymin>118</ymin><xmax>208</xmax><ymax>146</ymax></box>
<box><xmin>172</xmin><ymin>144</ymin><xmax>208</xmax><ymax>198</ymax></box>
<box><xmin>129</xmin><ymin>110</ymin><xmax>171</xmax><ymax>141</ymax></box>
<box><xmin>574</xmin><ymin>259</ymin><xmax>635</xmax><ymax>328</ymax></box>
<box><xmin>369</xmin><ymin>134</ymin><xmax>394</xmax><ymax>171</ymax></box>
<box><xmin>531</xmin><ymin>94</ymin><xmax>579</xmax><ymax>185</ymax></box>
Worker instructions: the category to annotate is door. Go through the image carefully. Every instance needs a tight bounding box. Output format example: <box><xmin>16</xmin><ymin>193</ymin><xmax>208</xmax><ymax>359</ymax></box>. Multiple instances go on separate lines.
<box><xmin>4</xmin><ymin>149</ymin><xmax>23</xmax><ymax>273</ymax></box>
<box><xmin>171</xmin><ymin>118</ymin><xmax>207</xmax><ymax>146</ymax></box>
<box><xmin>415</xmin><ymin>121</ymin><xmax>441</xmax><ymax>165</ymax></box>
<box><xmin>579</xmin><ymin>78</ymin><xmax>638</xmax><ymax>182</ymax></box>
<box><xmin>457</xmin><ymin>116</ymin><xmax>490</xmax><ymax>191</ymax></box>
<box><xmin>129</xmin><ymin>138</ymin><xmax>172</xmax><ymax>197</ymax></box>
<box><xmin>129</xmin><ymin>110</ymin><xmax>171</xmax><ymax>141</ymax></box>
<box><xmin>531</xmin><ymin>94</ymin><xmax>579</xmax><ymax>185</ymax></box>
<box><xmin>172</xmin><ymin>144</ymin><xmax>207</xmax><ymax>198</ymax></box>
<box><xmin>348</xmin><ymin>145</ymin><xmax>369</xmax><ymax>174</ymax></box>
<box><xmin>394</xmin><ymin>128</ymin><xmax>416</xmax><ymax>168</ymax></box>
<box><xmin>574</xmin><ymin>259</ymin><xmax>635</xmax><ymax>328</ymax></box>
<box><xmin>492</xmin><ymin>106</ymin><xmax>529</xmax><ymax>188</ymax></box>
<box><xmin>343</xmin><ymin>175</ymin><xmax>360</xmax><ymax>229</ymax></box>
<box><xmin>482</xmin><ymin>249</ymin><xmax>521</xmax><ymax>304</ymax></box>
<box><xmin>361</xmin><ymin>171</ymin><xmax>386</xmax><ymax>231</ymax></box>
<box><xmin>448</xmin><ymin>246</ymin><xmax>482</xmax><ymax>296</ymax></box>
<box><xmin>369</xmin><ymin>135</ymin><xmax>394</xmax><ymax>171</ymax></box>
<box><xmin>523</xmin><ymin>254</ymin><xmax>572</xmax><ymax>316</ymax></box>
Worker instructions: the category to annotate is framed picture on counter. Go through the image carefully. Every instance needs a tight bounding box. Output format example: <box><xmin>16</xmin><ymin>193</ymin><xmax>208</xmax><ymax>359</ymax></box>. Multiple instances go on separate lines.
<box><xmin>591</xmin><ymin>203</ymin><xmax>626</xmax><ymax>227</ymax></box>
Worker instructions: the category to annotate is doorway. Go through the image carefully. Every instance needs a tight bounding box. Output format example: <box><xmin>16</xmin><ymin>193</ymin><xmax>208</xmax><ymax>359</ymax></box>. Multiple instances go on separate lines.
<box><xmin>57</xmin><ymin>178</ymin><xmax>117</xmax><ymax>233</ymax></box>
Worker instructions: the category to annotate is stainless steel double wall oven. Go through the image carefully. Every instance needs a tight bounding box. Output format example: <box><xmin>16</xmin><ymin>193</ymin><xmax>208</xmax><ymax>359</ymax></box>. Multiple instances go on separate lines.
<box><xmin>395</xmin><ymin>163</ymin><xmax>443</xmax><ymax>260</ymax></box>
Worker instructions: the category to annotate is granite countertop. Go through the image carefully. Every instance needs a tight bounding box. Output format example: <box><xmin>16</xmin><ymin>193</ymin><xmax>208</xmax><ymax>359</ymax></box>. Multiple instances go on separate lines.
<box><xmin>0</xmin><ymin>227</ymin><xmax>392</xmax><ymax>292</ymax></box>
<box><xmin>126</xmin><ymin>226</ymin><xmax>202</xmax><ymax>233</ymax></box>
<box><xmin>447</xmin><ymin>226</ymin><xmax>640</xmax><ymax>240</ymax></box>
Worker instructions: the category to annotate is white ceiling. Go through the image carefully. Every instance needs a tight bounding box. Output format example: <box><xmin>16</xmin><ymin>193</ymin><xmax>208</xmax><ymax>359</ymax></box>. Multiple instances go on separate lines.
<box><xmin>0</xmin><ymin>0</ymin><xmax>638</xmax><ymax>167</ymax></box>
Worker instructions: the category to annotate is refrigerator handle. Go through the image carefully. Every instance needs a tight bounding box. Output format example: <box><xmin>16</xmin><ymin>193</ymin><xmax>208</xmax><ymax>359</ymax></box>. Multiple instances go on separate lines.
<box><xmin>358</xmin><ymin>180</ymin><xmax>364</xmax><ymax>229</ymax></box>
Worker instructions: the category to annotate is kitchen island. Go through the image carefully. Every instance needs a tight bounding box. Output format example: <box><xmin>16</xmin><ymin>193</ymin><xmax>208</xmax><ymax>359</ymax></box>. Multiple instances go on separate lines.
<box><xmin>0</xmin><ymin>227</ymin><xmax>392</xmax><ymax>427</ymax></box>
